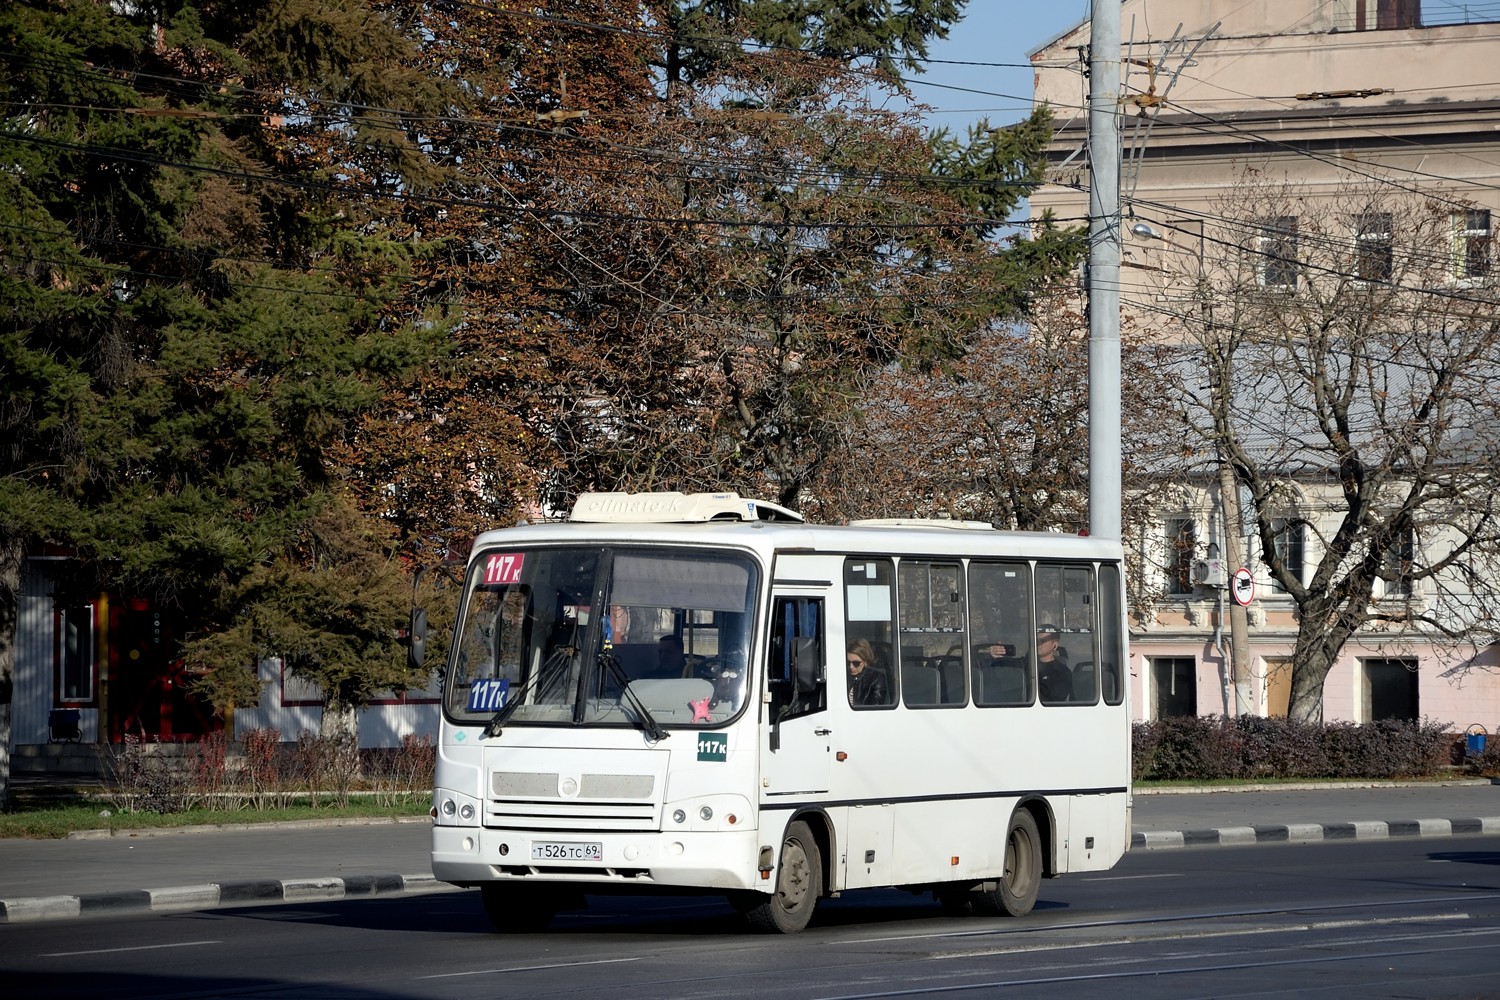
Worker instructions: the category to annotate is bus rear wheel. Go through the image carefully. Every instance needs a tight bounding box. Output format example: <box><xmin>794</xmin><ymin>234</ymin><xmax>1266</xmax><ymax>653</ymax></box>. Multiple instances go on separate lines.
<box><xmin>983</xmin><ymin>809</ymin><xmax>1042</xmax><ymax>917</ymax></box>
<box><xmin>744</xmin><ymin>820</ymin><xmax>821</xmax><ymax>933</ymax></box>
<box><xmin>480</xmin><ymin>883</ymin><xmax>572</xmax><ymax>933</ymax></box>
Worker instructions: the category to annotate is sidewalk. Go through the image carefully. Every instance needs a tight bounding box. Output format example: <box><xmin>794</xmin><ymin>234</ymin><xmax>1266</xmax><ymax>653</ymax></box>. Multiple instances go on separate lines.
<box><xmin>2</xmin><ymin>781</ymin><xmax>1498</xmax><ymax>924</ymax></box>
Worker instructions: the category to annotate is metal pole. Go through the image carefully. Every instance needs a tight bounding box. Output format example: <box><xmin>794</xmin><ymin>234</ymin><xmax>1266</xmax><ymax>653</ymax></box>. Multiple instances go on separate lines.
<box><xmin>1218</xmin><ymin>461</ymin><xmax>1253</xmax><ymax>714</ymax></box>
<box><xmin>1088</xmin><ymin>0</ymin><xmax>1122</xmax><ymax>541</ymax></box>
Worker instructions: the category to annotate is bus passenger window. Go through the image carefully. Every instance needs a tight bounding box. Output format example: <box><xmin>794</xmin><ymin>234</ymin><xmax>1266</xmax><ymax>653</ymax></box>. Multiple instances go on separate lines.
<box><xmin>1035</xmin><ymin>563</ymin><xmax>1097</xmax><ymax>705</ymax></box>
<box><xmin>844</xmin><ymin>558</ymin><xmax>897</xmax><ymax>709</ymax></box>
<box><xmin>1098</xmin><ymin>563</ymin><xmax>1125</xmax><ymax>705</ymax></box>
<box><xmin>897</xmin><ymin>560</ymin><xmax>968</xmax><ymax>707</ymax></box>
<box><xmin>969</xmin><ymin>561</ymin><xmax>1034</xmax><ymax>707</ymax></box>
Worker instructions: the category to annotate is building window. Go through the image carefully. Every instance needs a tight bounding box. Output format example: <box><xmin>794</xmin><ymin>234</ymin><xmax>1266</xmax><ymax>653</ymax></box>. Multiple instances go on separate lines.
<box><xmin>1452</xmin><ymin>210</ymin><xmax>1490</xmax><ymax>281</ymax></box>
<box><xmin>1268</xmin><ymin>518</ymin><xmax>1304</xmax><ymax>594</ymax></box>
<box><xmin>58</xmin><ymin>604</ymin><xmax>95</xmax><ymax>703</ymax></box>
<box><xmin>1382</xmin><ymin>526</ymin><xmax>1416</xmax><ymax>597</ymax></box>
<box><xmin>1164</xmin><ymin>518</ymin><xmax>1196</xmax><ymax>596</ymax></box>
<box><xmin>1362</xmin><ymin>658</ymin><xmax>1418</xmax><ymax>722</ymax></box>
<box><xmin>1257</xmin><ymin>216</ymin><xmax>1298</xmax><ymax>290</ymax></box>
<box><xmin>1354</xmin><ymin>212</ymin><xmax>1393</xmax><ymax>283</ymax></box>
<box><xmin>1151</xmin><ymin>657</ymin><xmax>1197</xmax><ymax>719</ymax></box>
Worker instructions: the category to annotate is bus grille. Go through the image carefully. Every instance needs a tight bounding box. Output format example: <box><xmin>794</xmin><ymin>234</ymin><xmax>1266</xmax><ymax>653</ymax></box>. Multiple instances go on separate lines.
<box><xmin>485</xmin><ymin>799</ymin><xmax>659</xmax><ymax>832</ymax></box>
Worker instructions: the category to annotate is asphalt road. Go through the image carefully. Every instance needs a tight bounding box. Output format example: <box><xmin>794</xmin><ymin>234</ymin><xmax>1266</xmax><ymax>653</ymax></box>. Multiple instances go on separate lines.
<box><xmin>5</xmin><ymin>835</ymin><xmax>1500</xmax><ymax>1000</ymax></box>
<box><xmin>4</xmin><ymin>781</ymin><xmax>1500</xmax><ymax>918</ymax></box>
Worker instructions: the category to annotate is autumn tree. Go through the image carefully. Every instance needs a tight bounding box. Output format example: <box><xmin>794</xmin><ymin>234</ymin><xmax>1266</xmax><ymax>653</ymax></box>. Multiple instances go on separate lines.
<box><xmin>344</xmin><ymin>2</ymin><xmax>1074</xmax><ymax>539</ymax></box>
<box><xmin>0</xmin><ymin>0</ymin><xmax>448</xmax><ymax>794</ymax></box>
<box><xmin>1160</xmin><ymin>177</ymin><xmax>1500</xmax><ymax>722</ymax></box>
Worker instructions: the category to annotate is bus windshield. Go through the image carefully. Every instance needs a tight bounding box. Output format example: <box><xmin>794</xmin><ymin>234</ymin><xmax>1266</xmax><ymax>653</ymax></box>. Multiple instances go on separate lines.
<box><xmin>445</xmin><ymin>546</ymin><xmax>758</xmax><ymax>731</ymax></box>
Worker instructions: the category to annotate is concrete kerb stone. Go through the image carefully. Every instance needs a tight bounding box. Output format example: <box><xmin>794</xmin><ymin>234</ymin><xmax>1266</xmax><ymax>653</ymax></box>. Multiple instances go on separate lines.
<box><xmin>0</xmin><ymin>895</ymin><xmax>81</xmax><ymax>923</ymax></box>
<box><xmin>146</xmin><ymin>885</ymin><xmax>222</xmax><ymax>911</ymax></box>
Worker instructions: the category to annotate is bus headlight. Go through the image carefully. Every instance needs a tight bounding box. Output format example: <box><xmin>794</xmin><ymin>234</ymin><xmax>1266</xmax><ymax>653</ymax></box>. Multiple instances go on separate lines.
<box><xmin>434</xmin><ymin>790</ymin><xmax>481</xmax><ymax>826</ymax></box>
<box><xmin>672</xmin><ymin>809</ymin><xmax>687</xmax><ymax>824</ymax></box>
<box><xmin>699</xmin><ymin>806</ymin><xmax>714</xmax><ymax>821</ymax></box>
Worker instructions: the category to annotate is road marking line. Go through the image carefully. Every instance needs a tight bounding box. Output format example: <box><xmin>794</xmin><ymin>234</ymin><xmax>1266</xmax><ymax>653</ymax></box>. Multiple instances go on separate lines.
<box><xmin>419</xmin><ymin>957</ymin><xmax>640</xmax><ymax>979</ymax></box>
<box><xmin>42</xmin><ymin>940</ymin><xmax>221</xmax><ymax>958</ymax></box>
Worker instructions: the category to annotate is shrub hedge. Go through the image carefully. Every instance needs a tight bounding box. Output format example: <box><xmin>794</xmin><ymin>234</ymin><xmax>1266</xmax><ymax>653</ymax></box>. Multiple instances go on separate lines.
<box><xmin>1131</xmin><ymin>716</ymin><xmax>1465</xmax><ymax>782</ymax></box>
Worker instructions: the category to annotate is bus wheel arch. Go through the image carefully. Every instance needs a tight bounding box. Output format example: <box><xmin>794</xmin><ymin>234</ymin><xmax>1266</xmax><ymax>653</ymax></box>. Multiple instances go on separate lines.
<box><xmin>742</xmin><ymin>816</ymin><xmax>826</xmax><ymax>933</ymax></box>
<box><xmin>1015</xmin><ymin>796</ymin><xmax>1058</xmax><ymax>878</ymax></box>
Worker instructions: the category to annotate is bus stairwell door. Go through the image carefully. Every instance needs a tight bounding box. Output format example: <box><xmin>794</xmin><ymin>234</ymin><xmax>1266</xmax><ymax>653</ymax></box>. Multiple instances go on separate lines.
<box><xmin>762</xmin><ymin>591</ymin><xmax>831</xmax><ymax>795</ymax></box>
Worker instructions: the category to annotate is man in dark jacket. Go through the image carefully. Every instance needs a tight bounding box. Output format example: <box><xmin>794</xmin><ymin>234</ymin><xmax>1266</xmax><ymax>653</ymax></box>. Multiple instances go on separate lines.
<box><xmin>1036</xmin><ymin>625</ymin><xmax>1073</xmax><ymax>703</ymax></box>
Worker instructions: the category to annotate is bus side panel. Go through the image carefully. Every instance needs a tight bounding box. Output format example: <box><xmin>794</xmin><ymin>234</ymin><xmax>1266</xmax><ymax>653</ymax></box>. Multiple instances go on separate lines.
<box><xmin>842</xmin><ymin>803</ymin><xmax>894</xmax><ymax>888</ymax></box>
<box><xmin>1062</xmin><ymin>792</ymin><xmax>1130</xmax><ymax>872</ymax></box>
<box><xmin>887</xmin><ymin>797</ymin><xmax>1013</xmax><ymax>887</ymax></box>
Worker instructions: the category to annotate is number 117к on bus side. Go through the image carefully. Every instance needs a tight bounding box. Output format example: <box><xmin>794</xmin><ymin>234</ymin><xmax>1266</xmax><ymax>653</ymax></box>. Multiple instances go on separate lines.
<box><xmin>427</xmin><ymin>491</ymin><xmax>1131</xmax><ymax>933</ymax></box>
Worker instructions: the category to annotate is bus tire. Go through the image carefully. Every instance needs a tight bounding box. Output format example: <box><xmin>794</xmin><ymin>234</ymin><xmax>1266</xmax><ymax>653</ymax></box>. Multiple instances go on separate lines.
<box><xmin>480</xmin><ymin>882</ymin><xmax>562</xmax><ymax>933</ymax></box>
<box><xmin>988</xmin><ymin>809</ymin><xmax>1042</xmax><ymax>918</ymax></box>
<box><xmin>744</xmin><ymin>820</ymin><xmax>821</xmax><ymax>933</ymax></box>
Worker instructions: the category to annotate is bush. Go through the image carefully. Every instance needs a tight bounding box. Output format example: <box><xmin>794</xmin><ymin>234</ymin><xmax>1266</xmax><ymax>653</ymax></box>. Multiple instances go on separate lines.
<box><xmin>97</xmin><ymin>734</ymin><xmax>193</xmax><ymax>814</ymax></box>
<box><xmin>1468</xmin><ymin>730</ymin><xmax>1500</xmax><ymax>776</ymax></box>
<box><xmin>1134</xmin><ymin>716</ymin><xmax>1459</xmax><ymax>782</ymax></box>
<box><xmin>1131</xmin><ymin>715</ymin><xmax>1241</xmax><ymax>781</ymax></box>
<box><xmin>90</xmin><ymin>726</ymin><xmax>436</xmax><ymax>817</ymax></box>
<box><xmin>293</xmin><ymin>729</ymin><xmax>361</xmax><ymax>809</ymax></box>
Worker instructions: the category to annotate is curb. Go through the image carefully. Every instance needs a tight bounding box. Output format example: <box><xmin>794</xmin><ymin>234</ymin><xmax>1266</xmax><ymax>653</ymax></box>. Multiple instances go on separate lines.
<box><xmin>1130</xmin><ymin>815</ymin><xmax>1500</xmax><ymax>850</ymax></box>
<box><xmin>0</xmin><ymin>873</ymin><xmax>444</xmax><ymax>924</ymax></box>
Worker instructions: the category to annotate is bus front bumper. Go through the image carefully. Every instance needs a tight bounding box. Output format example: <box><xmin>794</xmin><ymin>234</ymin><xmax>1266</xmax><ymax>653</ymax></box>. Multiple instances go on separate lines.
<box><xmin>432</xmin><ymin>825</ymin><xmax>767</xmax><ymax>892</ymax></box>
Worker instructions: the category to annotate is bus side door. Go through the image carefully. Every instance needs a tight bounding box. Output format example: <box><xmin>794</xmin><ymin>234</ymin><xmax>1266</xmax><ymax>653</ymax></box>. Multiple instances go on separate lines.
<box><xmin>761</xmin><ymin>588</ymin><xmax>831</xmax><ymax>795</ymax></box>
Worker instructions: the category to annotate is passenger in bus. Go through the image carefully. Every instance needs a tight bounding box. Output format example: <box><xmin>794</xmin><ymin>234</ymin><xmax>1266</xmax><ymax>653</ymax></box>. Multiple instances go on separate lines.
<box><xmin>656</xmin><ymin>634</ymin><xmax>686</xmax><ymax>678</ymax></box>
<box><xmin>1036</xmin><ymin>625</ymin><xmax>1072</xmax><ymax>702</ymax></box>
<box><xmin>846</xmin><ymin>639</ymin><xmax>891</xmax><ymax>706</ymax></box>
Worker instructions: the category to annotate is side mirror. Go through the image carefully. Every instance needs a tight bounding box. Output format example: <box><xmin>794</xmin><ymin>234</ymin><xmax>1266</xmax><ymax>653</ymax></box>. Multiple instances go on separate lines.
<box><xmin>408</xmin><ymin>607</ymin><xmax>428</xmax><ymax>668</ymax></box>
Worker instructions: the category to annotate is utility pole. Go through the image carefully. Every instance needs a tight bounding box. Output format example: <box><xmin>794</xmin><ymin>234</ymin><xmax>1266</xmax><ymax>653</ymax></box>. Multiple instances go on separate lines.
<box><xmin>1088</xmin><ymin>0</ymin><xmax>1122</xmax><ymax>541</ymax></box>
<box><xmin>1218</xmin><ymin>461</ymin><xmax>1253</xmax><ymax>714</ymax></box>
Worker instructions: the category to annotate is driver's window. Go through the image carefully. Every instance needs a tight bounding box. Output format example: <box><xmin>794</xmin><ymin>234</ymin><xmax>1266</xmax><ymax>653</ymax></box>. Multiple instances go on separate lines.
<box><xmin>768</xmin><ymin>597</ymin><xmax>825</xmax><ymax>720</ymax></box>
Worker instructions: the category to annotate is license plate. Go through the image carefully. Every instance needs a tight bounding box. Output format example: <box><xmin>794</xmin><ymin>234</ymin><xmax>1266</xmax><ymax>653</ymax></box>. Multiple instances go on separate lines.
<box><xmin>531</xmin><ymin>840</ymin><xmax>603</xmax><ymax>862</ymax></box>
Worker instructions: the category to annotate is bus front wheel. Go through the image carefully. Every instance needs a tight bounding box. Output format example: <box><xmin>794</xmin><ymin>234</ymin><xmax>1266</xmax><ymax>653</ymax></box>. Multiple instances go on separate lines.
<box><xmin>986</xmin><ymin>809</ymin><xmax>1042</xmax><ymax>917</ymax></box>
<box><xmin>744</xmin><ymin>820</ymin><xmax>822</xmax><ymax>933</ymax></box>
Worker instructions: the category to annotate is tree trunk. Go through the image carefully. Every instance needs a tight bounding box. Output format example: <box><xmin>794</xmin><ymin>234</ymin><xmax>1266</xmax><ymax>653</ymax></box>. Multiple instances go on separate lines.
<box><xmin>1286</xmin><ymin>615</ymin><xmax>1346</xmax><ymax>723</ymax></box>
<box><xmin>0</xmin><ymin>536</ymin><xmax>22</xmax><ymax>812</ymax></box>
<box><xmin>320</xmin><ymin>697</ymin><xmax>358</xmax><ymax>741</ymax></box>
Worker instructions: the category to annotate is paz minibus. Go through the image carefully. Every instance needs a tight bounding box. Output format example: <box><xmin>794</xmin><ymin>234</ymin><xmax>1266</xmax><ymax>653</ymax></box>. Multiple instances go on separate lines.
<box><xmin>428</xmin><ymin>491</ymin><xmax>1131</xmax><ymax>933</ymax></box>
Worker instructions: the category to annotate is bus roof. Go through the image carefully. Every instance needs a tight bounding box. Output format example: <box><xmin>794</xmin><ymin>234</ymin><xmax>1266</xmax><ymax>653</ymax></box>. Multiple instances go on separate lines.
<box><xmin>474</xmin><ymin>493</ymin><xmax>1121</xmax><ymax>564</ymax></box>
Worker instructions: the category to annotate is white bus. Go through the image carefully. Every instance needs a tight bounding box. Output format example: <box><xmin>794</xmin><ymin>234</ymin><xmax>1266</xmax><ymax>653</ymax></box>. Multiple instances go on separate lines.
<box><xmin>429</xmin><ymin>492</ymin><xmax>1131</xmax><ymax>933</ymax></box>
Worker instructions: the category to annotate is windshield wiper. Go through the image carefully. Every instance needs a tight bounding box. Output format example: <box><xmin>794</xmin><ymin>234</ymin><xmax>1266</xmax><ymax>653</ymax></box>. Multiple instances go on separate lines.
<box><xmin>598</xmin><ymin>652</ymin><xmax>670</xmax><ymax>743</ymax></box>
<box><xmin>481</xmin><ymin>645</ymin><xmax>574</xmax><ymax>739</ymax></box>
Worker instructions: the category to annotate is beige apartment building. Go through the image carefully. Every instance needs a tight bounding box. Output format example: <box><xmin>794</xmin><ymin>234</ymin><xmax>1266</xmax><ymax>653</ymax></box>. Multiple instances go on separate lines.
<box><xmin>1028</xmin><ymin>2</ymin><xmax>1500</xmax><ymax>731</ymax></box>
